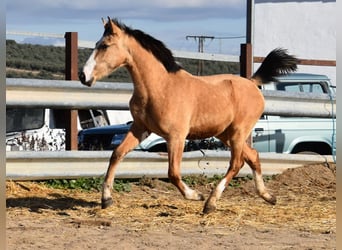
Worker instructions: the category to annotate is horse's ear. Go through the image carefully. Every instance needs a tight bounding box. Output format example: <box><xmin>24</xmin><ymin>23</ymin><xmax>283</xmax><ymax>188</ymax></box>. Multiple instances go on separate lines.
<box><xmin>106</xmin><ymin>17</ymin><xmax>120</xmax><ymax>35</ymax></box>
<box><xmin>101</xmin><ymin>17</ymin><xmax>106</xmax><ymax>26</ymax></box>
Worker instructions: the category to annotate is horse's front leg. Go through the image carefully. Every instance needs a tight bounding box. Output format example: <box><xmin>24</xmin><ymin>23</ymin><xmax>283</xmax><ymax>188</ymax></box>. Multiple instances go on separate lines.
<box><xmin>167</xmin><ymin>138</ymin><xmax>205</xmax><ymax>201</ymax></box>
<box><xmin>102</xmin><ymin>128</ymin><xmax>149</xmax><ymax>209</ymax></box>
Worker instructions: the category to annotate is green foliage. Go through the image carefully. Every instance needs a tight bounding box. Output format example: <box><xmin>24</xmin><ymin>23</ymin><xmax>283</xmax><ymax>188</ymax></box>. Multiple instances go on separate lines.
<box><xmin>41</xmin><ymin>177</ymin><xmax>131</xmax><ymax>193</ymax></box>
<box><xmin>6</xmin><ymin>40</ymin><xmax>65</xmax><ymax>77</ymax></box>
<box><xmin>42</xmin><ymin>177</ymin><xmax>103</xmax><ymax>191</ymax></box>
<box><xmin>182</xmin><ymin>174</ymin><xmax>211</xmax><ymax>186</ymax></box>
<box><xmin>40</xmin><ymin>174</ymin><xmax>264</xmax><ymax>193</ymax></box>
<box><xmin>113</xmin><ymin>179</ymin><xmax>132</xmax><ymax>193</ymax></box>
<box><xmin>182</xmin><ymin>174</ymin><xmax>255</xmax><ymax>188</ymax></box>
<box><xmin>6</xmin><ymin>39</ymin><xmax>239</xmax><ymax>81</ymax></box>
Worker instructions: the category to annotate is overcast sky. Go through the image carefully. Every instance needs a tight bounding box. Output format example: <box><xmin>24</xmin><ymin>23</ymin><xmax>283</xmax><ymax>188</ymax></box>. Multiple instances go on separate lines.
<box><xmin>6</xmin><ymin>0</ymin><xmax>247</xmax><ymax>54</ymax></box>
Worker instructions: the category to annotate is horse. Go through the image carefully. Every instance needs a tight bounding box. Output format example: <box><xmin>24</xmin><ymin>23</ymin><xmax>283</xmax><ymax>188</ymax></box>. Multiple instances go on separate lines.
<box><xmin>79</xmin><ymin>17</ymin><xmax>298</xmax><ymax>214</ymax></box>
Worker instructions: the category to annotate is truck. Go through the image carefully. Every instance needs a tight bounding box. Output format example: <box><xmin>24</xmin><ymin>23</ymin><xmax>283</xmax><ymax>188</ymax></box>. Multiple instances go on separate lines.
<box><xmin>253</xmin><ymin>73</ymin><xmax>336</xmax><ymax>155</ymax></box>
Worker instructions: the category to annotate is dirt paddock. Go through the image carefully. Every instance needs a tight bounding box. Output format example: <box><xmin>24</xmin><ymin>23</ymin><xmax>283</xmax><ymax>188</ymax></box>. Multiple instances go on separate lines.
<box><xmin>6</xmin><ymin>163</ymin><xmax>336</xmax><ymax>249</ymax></box>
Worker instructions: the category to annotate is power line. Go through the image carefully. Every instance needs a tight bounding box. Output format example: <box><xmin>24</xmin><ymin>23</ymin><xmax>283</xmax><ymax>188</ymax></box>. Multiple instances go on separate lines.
<box><xmin>186</xmin><ymin>35</ymin><xmax>215</xmax><ymax>52</ymax></box>
<box><xmin>186</xmin><ymin>36</ymin><xmax>215</xmax><ymax>75</ymax></box>
<box><xmin>186</xmin><ymin>35</ymin><xmax>245</xmax><ymax>75</ymax></box>
<box><xmin>214</xmin><ymin>36</ymin><xmax>246</xmax><ymax>40</ymax></box>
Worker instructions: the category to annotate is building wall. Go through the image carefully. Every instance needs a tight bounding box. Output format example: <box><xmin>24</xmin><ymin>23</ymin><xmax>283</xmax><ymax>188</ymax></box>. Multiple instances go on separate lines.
<box><xmin>253</xmin><ymin>0</ymin><xmax>336</xmax><ymax>85</ymax></box>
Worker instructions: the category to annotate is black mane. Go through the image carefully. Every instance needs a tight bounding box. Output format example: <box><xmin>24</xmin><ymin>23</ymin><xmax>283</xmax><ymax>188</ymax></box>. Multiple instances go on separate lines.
<box><xmin>110</xmin><ymin>18</ymin><xmax>181</xmax><ymax>73</ymax></box>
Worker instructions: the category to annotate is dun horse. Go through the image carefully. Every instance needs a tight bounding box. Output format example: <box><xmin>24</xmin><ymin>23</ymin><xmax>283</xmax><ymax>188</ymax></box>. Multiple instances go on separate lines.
<box><xmin>79</xmin><ymin>17</ymin><xmax>298</xmax><ymax>214</ymax></box>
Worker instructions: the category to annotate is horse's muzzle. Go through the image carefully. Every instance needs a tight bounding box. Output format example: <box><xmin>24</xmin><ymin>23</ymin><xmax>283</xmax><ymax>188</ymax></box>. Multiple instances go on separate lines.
<box><xmin>78</xmin><ymin>71</ymin><xmax>92</xmax><ymax>87</ymax></box>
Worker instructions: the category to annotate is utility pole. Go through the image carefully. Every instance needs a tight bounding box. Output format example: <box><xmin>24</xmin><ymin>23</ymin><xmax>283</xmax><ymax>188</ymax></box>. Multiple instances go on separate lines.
<box><xmin>186</xmin><ymin>35</ymin><xmax>214</xmax><ymax>75</ymax></box>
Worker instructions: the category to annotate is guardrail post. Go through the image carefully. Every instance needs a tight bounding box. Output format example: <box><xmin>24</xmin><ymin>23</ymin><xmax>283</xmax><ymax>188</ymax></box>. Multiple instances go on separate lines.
<box><xmin>65</xmin><ymin>32</ymin><xmax>79</xmax><ymax>150</ymax></box>
<box><xmin>240</xmin><ymin>43</ymin><xmax>253</xmax><ymax>146</ymax></box>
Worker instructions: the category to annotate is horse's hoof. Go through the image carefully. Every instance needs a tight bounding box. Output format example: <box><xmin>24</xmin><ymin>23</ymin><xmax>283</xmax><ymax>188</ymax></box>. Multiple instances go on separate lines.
<box><xmin>259</xmin><ymin>191</ymin><xmax>277</xmax><ymax>205</ymax></box>
<box><xmin>202</xmin><ymin>199</ymin><xmax>216</xmax><ymax>214</ymax></box>
<box><xmin>191</xmin><ymin>192</ymin><xmax>205</xmax><ymax>201</ymax></box>
<box><xmin>101</xmin><ymin>198</ymin><xmax>113</xmax><ymax>209</ymax></box>
<box><xmin>184</xmin><ymin>190</ymin><xmax>205</xmax><ymax>201</ymax></box>
<box><xmin>266</xmin><ymin>195</ymin><xmax>277</xmax><ymax>205</ymax></box>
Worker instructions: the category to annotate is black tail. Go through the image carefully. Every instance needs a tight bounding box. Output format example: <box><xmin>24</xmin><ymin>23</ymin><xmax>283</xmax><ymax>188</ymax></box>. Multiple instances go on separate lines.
<box><xmin>252</xmin><ymin>48</ymin><xmax>298</xmax><ymax>84</ymax></box>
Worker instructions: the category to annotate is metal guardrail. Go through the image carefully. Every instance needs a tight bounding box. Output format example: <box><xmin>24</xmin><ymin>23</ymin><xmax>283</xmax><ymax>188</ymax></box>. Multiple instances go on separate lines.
<box><xmin>6</xmin><ymin>78</ymin><xmax>132</xmax><ymax>110</ymax></box>
<box><xmin>6</xmin><ymin>150</ymin><xmax>334</xmax><ymax>181</ymax></box>
<box><xmin>6</xmin><ymin>78</ymin><xmax>336</xmax><ymax>118</ymax></box>
<box><xmin>262</xmin><ymin>90</ymin><xmax>336</xmax><ymax>118</ymax></box>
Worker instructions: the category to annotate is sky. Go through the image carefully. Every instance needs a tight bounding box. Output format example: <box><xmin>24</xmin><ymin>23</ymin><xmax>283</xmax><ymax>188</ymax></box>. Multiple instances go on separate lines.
<box><xmin>6</xmin><ymin>0</ymin><xmax>247</xmax><ymax>55</ymax></box>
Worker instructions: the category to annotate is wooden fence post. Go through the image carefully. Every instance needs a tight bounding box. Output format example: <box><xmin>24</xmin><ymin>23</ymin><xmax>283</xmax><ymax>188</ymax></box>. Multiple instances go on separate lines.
<box><xmin>64</xmin><ymin>32</ymin><xmax>78</xmax><ymax>150</ymax></box>
<box><xmin>240</xmin><ymin>43</ymin><xmax>253</xmax><ymax>147</ymax></box>
<box><xmin>240</xmin><ymin>43</ymin><xmax>252</xmax><ymax>79</ymax></box>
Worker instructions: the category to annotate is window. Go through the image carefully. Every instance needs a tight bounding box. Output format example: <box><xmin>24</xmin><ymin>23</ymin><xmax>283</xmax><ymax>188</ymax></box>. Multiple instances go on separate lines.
<box><xmin>276</xmin><ymin>82</ymin><xmax>325</xmax><ymax>94</ymax></box>
<box><xmin>6</xmin><ymin>108</ymin><xmax>45</xmax><ymax>133</ymax></box>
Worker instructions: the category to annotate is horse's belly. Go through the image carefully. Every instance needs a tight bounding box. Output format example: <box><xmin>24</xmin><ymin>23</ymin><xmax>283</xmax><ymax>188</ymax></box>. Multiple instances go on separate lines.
<box><xmin>187</xmin><ymin>132</ymin><xmax>215</xmax><ymax>140</ymax></box>
<box><xmin>187</xmin><ymin>106</ymin><xmax>233</xmax><ymax>139</ymax></box>
<box><xmin>187</xmin><ymin>124</ymin><xmax>227</xmax><ymax>139</ymax></box>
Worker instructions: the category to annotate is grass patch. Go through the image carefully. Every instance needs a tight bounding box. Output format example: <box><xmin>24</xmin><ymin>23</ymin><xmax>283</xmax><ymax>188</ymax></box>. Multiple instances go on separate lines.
<box><xmin>40</xmin><ymin>173</ymin><xmax>266</xmax><ymax>193</ymax></box>
<box><xmin>182</xmin><ymin>174</ymin><xmax>255</xmax><ymax>188</ymax></box>
<box><xmin>41</xmin><ymin>177</ymin><xmax>131</xmax><ymax>193</ymax></box>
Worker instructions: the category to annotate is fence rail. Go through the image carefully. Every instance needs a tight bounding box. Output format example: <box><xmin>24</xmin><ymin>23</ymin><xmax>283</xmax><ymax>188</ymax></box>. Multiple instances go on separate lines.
<box><xmin>6</xmin><ymin>150</ymin><xmax>334</xmax><ymax>181</ymax></box>
<box><xmin>6</xmin><ymin>78</ymin><xmax>336</xmax><ymax>118</ymax></box>
<box><xmin>6</xmin><ymin>78</ymin><xmax>336</xmax><ymax>180</ymax></box>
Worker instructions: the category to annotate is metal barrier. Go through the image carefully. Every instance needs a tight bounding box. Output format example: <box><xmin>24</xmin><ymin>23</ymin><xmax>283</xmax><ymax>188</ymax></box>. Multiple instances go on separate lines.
<box><xmin>6</xmin><ymin>78</ymin><xmax>336</xmax><ymax>117</ymax></box>
<box><xmin>6</xmin><ymin>78</ymin><xmax>336</xmax><ymax>180</ymax></box>
<box><xmin>6</xmin><ymin>150</ymin><xmax>334</xmax><ymax>181</ymax></box>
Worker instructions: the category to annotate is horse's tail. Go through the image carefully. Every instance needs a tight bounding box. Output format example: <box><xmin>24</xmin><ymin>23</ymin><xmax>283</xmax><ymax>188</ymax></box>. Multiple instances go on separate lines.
<box><xmin>252</xmin><ymin>48</ymin><xmax>298</xmax><ymax>85</ymax></box>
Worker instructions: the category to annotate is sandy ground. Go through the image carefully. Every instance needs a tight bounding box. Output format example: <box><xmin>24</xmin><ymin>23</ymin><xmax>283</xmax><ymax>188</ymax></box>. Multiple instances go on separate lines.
<box><xmin>6</xmin><ymin>163</ymin><xmax>336</xmax><ymax>250</ymax></box>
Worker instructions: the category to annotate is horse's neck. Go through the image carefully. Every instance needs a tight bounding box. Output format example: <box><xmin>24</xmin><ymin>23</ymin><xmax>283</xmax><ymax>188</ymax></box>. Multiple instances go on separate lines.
<box><xmin>126</xmin><ymin>43</ymin><xmax>169</xmax><ymax>96</ymax></box>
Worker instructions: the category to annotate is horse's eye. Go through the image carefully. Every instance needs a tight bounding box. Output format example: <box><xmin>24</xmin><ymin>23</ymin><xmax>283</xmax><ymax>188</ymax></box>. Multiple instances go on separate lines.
<box><xmin>99</xmin><ymin>43</ymin><xmax>109</xmax><ymax>50</ymax></box>
<box><xmin>96</xmin><ymin>42</ymin><xmax>109</xmax><ymax>50</ymax></box>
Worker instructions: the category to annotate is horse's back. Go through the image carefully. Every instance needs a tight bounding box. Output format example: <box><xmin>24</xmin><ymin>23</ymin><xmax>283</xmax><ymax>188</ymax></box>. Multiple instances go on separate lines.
<box><xmin>197</xmin><ymin>73</ymin><xmax>264</xmax><ymax>104</ymax></box>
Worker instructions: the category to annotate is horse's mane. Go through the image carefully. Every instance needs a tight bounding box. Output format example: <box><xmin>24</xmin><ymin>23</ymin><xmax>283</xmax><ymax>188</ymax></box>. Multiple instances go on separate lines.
<box><xmin>110</xmin><ymin>18</ymin><xmax>181</xmax><ymax>73</ymax></box>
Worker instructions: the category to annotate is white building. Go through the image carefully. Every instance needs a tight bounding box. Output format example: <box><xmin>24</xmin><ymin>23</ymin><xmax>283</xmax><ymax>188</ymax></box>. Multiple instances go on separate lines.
<box><xmin>252</xmin><ymin>0</ymin><xmax>336</xmax><ymax>85</ymax></box>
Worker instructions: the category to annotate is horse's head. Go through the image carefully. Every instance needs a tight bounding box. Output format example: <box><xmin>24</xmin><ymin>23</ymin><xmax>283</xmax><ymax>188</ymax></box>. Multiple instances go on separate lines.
<box><xmin>79</xmin><ymin>17</ymin><xmax>129</xmax><ymax>87</ymax></box>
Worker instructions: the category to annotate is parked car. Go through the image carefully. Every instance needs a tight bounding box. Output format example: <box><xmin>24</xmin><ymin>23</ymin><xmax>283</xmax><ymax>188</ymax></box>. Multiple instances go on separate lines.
<box><xmin>78</xmin><ymin>121</ymin><xmax>226</xmax><ymax>152</ymax></box>
<box><xmin>77</xmin><ymin>73</ymin><xmax>336</xmax><ymax>155</ymax></box>
<box><xmin>78</xmin><ymin>122</ymin><xmax>131</xmax><ymax>151</ymax></box>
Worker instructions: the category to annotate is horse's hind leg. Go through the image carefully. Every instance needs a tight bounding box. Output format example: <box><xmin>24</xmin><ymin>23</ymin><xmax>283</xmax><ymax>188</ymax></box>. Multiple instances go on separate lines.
<box><xmin>242</xmin><ymin>143</ymin><xmax>276</xmax><ymax>205</ymax></box>
<box><xmin>167</xmin><ymin>137</ymin><xmax>204</xmax><ymax>201</ymax></box>
<box><xmin>203</xmin><ymin>140</ymin><xmax>276</xmax><ymax>214</ymax></box>
<box><xmin>102</xmin><ymin>125</ymin><xmax>149</xmax><ymax>209</ymax></box>
<box><xmin>203</xmin><ymin>137</ymin><xmax>245</xmax><ymax>214</ymax></box>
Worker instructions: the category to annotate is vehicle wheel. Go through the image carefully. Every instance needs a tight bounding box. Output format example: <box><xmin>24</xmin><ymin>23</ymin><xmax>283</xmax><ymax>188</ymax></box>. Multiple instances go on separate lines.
<box><xmin>147</xmin><ymin>143</ymin><xmax>168</xmax><ymax>153</ymax></box>
<box><xmin>292</xmin><ymin>142</ymin><xmax>331</xmax><ymax>155</ymax></box>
